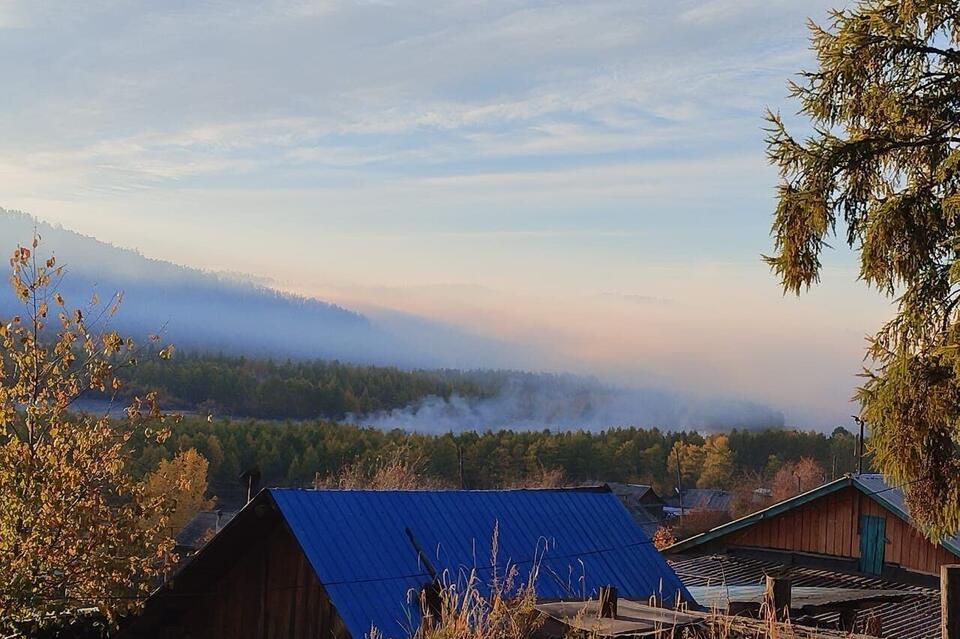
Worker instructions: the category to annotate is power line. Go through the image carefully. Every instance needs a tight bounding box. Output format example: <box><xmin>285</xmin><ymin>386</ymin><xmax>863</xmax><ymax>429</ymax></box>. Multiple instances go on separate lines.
<box><xmin>11</xmin><ymin>478</ymin><xmax>932</xmax><ymax>604</ymax></box>
<box><xmin>4</xmin><ymin>536</ymin><xmax>663</xmax><ymax>602</ymax></box>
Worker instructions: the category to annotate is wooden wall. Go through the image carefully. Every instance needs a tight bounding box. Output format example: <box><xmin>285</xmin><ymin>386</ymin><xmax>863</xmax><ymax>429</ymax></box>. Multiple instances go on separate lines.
<box><xmin>703</xmin><ymin>486</ymin><xmax>959</xmax><ymax>575</ymax></box>
<box><xmin>178</xmin><ymin>524</ymin><xmax>349</xmax><ymax>639</ymax></box>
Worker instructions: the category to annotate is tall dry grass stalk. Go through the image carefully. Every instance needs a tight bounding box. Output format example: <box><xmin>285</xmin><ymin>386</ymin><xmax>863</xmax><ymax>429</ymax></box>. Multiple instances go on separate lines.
<box><xmin>367</xmin><ymin>524</ymin><xmax>541</xmax><ymax>639</ymax></box>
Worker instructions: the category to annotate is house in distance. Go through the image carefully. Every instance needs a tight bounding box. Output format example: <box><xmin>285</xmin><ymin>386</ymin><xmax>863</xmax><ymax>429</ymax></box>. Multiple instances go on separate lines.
<box><xmin>667</xmin><ymin>473</ymin><xmax>960</xmax><ymax>578</ymax></box>
<box><xmin>122</xmin><ymin>486</ymin><xmax>692</xmax><ymax>639</ymax></box>
<box><xmin>666</xmin><ymin>473</ymin><xmax>959</xmax><ymax>638</ymax></box>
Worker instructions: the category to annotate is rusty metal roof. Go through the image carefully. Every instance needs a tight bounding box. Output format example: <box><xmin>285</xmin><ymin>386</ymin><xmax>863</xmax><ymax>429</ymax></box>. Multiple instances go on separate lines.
<box><xmin>669</xmin><ymin>554</ymin><xmax>940</xmax><ymax>639</ymax></box>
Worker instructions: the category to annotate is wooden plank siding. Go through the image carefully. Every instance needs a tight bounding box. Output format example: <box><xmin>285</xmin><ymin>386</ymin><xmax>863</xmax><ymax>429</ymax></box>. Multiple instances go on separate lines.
<box><xmin>180</xmin><ymin>524</ymin><xmax>348</xmax><ymax>639</ymax></box>
<box><xmin>703</xmin><ymin>486</ymin><xmax>959</xmax><ymax>576</ymax></box>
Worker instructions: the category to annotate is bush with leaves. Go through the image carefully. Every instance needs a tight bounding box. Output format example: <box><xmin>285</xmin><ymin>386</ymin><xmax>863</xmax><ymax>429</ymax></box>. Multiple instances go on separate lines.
<box><xmin>0</xmin><ymin>238</ymin><xmax>176</xmax><ymax>631</ymax></box>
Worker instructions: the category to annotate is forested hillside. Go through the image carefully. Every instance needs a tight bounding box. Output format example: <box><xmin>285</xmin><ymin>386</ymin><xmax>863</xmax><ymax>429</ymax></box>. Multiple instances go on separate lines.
<box><xmin>127</xmin><ymin>417</ymin><xmax>863</xmax><ymax>508</ymax></box>
<box><xmin>0</xmin><ymin>209</ymin><xmax>518</xmax><ymax>369</ymax></box>
<box><xmin>108</xmin><ymin>352</ymin><xmax>785</xmax><ymax>431</ymax></box>
<box><xmin>115</xmin><ymin>353</ymin><xmax>499</xmax><ymax>419</ymax></box>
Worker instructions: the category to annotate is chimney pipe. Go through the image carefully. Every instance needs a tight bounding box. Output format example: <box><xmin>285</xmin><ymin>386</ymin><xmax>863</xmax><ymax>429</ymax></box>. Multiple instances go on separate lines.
<box><xmin>240</xmin><ymin>468</ymin><xmax>261</xmax><ymax>504</ymax></box>
<box><xmin>852</xmin><ymin>416</ymin><xmax>865</xmax><ymax>475</ymax></box>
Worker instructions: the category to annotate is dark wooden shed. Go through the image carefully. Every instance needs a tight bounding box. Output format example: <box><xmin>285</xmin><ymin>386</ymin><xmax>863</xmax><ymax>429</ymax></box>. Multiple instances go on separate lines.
<box><xmin>122</xmin><ymin>487</ymin><xmax>691</xmax><ymax>639</ymax></box>
<box><xmin>123</xmin><ymin>497</ymin><xmax>347</xmax><ymax>639</ymax></box>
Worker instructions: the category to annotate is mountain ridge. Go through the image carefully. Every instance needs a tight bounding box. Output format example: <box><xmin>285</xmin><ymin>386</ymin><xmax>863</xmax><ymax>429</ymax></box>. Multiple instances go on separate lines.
<box><xmin>0</xmin><ymin>207</ymin><xmax>786</xmax><ymax>431</ymax></box>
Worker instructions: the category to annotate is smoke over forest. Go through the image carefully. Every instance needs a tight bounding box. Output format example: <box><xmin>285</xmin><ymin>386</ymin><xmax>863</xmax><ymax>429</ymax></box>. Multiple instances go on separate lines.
<box><xmin>1</xmin><ymin>209</ymin><xmax>785</xmax><ymax>432</ymax></box>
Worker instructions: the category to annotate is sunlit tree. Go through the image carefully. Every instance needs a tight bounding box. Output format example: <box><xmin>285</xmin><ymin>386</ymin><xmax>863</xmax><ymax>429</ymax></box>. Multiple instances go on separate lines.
<box><xmin>766</xmin><ymin>0</ymin><xmax>960</xmax><ymax>537</ymax></box>
<box><xmin>0</xmin><ymin>237</ymin><xmax>175</xmax><ymax>630</ymax></box>
<box><xmin>142</xmin><ymin>448</ymin><xmax>215</xmax><ymax>534</ymax></box>
<box><xmin>666</xmin><ymin>440</ymin><xmax>705</xmax><ymax>489</ymax></box>
<box><xmin>772</xmin><ymin>458</ymin><xmax>826</xmax><ymax>501</ymax></box>
<box><xmin>697</xmin><ymin>435</ymin><xmax>735</xmax><ymax>489</ymax></box>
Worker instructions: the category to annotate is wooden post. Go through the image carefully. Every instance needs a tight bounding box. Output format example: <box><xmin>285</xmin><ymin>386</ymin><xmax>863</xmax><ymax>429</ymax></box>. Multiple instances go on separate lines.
<box><xmin>838</xmin><ymin>609</ymin><xmax>858</xmax><ymax>633</ymax></box>
<box><xmin>942</xmin><ymin>565</ymin><xmax>960</xmax><ymax>639</ymax></box>
<box><xmin>764</xmin><ymin>575</ymin><xmax>791</xmax><ymax>622</ymax></box>
<box><xmin>420</xmin><ymin>582</ymin><xmax>442</xmax><ymax>624</ymax></box>
<box><xmin>598</xmin><ymin>585</ymin><xmax>618</xmax><ymax>619</ymax></box>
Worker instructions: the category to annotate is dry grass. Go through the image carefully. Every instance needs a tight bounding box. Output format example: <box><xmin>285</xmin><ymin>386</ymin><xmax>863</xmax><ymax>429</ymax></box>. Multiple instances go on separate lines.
<box><xmin>315</xmin><ymin>450</ymin><xmax>449</xmax><ymax>489</ymax></box>
<box><xmin>671</xmin><ymin>508</ymin><xmax>731</xmax><ymax>541</ymax></box>
<box><xmin>506</xmin><ymin>467</ymin><xmax>568</xmax><ymax>489</ymax></box>
<box><xmin>695</xmin><ymin>611</ymin><xmax>873</xmax><ymax>639</ymax></box>
<box><xmin>367</xmin><ymin>524</ymin><xmax>541</xmax><ymax>639</ymax></box>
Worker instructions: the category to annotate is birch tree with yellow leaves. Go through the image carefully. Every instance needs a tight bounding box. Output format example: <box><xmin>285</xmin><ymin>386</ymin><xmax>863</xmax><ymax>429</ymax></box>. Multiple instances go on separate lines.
<box><xmin>0</xmin><ymin>237</ymin><xmax>177</xmax><ymax>632</ymax></box>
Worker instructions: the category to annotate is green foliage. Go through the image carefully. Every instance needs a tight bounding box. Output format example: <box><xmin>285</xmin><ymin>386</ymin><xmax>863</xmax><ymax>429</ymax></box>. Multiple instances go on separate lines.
<box><xmin>125</xmin><ymin>417</ymin><xmax>862</xmax><ymax>509</ymax></box>
<box><xmin>114</xmin><ymin>352</ymin><xmax>497</xmax><ymax>420</ymax></box>
<box><xmin>766</xmin><ymin>0</ymin><xmax>960</xmax><ymax>537</ymax></box>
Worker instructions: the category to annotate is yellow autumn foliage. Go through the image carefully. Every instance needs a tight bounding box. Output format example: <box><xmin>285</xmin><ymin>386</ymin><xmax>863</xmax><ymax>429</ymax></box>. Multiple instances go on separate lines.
<box><xmin>0</xmin><ymin>236</ymin><xmax>177</xmax><ymax>631</ymax></box>
<box><xmin>142</xmin><ymin>448</ymin><xmax>216</xmax><ymax>535</ymax></box>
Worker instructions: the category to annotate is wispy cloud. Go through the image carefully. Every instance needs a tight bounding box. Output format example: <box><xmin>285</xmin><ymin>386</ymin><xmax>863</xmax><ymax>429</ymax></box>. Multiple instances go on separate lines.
<box><xmin>0</xmin><ymin>0</ymin><xmax>882</xmax><ymax>427</ymax></box>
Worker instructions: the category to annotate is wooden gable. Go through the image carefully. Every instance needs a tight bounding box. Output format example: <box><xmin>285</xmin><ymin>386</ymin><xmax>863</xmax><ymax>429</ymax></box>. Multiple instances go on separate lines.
<box><xmin>693</xmin><ymin>485</ymin><xmax>959</xmax><ymax>576</ymax></box>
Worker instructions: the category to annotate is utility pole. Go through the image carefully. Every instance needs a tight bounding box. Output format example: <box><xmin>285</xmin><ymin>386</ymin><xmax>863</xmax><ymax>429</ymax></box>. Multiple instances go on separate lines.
<box><xmin>457</xmin><ymin>445</ymin><xmax>466</xmax><ymax>489</ymax></box>
<box><xmin>853</xmin><ymin>415</ymin><xmax>865</xmax><ymax>475</ymax></box>
<box><xmin>675</xmin><ymin>444</ymin><xmax>684</xmax><ymax>520</ymax></box>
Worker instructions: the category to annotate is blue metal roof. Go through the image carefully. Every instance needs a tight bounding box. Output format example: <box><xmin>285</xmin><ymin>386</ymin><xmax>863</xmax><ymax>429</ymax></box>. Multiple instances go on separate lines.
<box><xmin>269</xmin><ymin>488</ymin><xmax>691</xmax><ymax>639</ymax></box>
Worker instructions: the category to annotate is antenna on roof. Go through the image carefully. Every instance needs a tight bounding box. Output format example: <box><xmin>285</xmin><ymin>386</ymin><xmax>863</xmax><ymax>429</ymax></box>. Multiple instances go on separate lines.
<box><xmin>404</xmin><ymin>527</ymin><xmax>438</xmax><ymax>580</ymax></box>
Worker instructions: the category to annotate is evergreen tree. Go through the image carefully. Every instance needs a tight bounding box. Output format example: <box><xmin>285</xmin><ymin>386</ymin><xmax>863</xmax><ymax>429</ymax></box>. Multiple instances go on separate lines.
<box><xmin>766</xmin><ymin>0</ymin><xmax>960</xmax><ymax>537</ymax></box>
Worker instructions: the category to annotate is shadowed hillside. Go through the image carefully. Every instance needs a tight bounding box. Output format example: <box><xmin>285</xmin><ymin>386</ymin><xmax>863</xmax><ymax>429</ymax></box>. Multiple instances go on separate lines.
<box><xmin>0</xmin><ymin>209</ymin><xmax>517</xmax><ymax>367</ymax></box>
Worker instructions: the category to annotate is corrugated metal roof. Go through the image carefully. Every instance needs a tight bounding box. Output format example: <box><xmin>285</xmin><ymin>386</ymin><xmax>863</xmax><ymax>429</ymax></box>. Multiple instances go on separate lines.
<box><xmin>687</xmin><ymin>585</ymin><xmax>913</xmax><ymax>611</ymax></box>
<box><xmin>667</xmin><ymin>473</ymin><xmax>960</xmax><ymax>558</ymax></box>
<box><xmin>599</xmin><ymin>483</ymin><xmax>668</xmax><ymax>536</ymax></box>
<box><xmin>269</xmin><ymin>488</ymin><xmax>691</xmax><ymax>639</ymax></box>
<box><xmin>669</xmin><ymin>554</ymin><xmax>940</xmax><ymax>639</ymax></box>
<box><xmin>853</xmin><ymin>474</ymin><xmax>960</xmax><ymax>556</ymax></box>
<box><xmin>175</xmin><ymin>510</ymin><xmax>236</xmax><ymax>550</ymax></box>
<box><xmin>666</xmin><ymin>489</ymin><xmax>732</xmax><ymax>512</ymax></box>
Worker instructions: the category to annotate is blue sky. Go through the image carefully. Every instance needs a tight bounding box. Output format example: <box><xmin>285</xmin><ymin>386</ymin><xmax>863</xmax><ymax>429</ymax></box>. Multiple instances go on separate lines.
<box><xmin>0</xmin><ymin>0</ymin><xmax>889</xmax><ymax>427</ymax></box>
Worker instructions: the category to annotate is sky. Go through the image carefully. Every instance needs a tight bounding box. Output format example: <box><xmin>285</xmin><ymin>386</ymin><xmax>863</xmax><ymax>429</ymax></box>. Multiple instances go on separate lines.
<box><xmin>0</xmin><ymin>0</ymin><xmax>892</xmax><ymax>427</ymax></box>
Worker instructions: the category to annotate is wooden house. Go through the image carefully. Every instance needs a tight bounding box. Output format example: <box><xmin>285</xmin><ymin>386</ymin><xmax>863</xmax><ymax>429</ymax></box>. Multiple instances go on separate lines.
<box><xmin>667</xmin><ymin>473</ymin><xmax>960</xmax><ymax>579</ymax></box>
<box><xmin>665</xmin><ymin>488</ymin><xmax>733</xmax><ymax>514</ymax></box>
<box><xmin>601</xmin><ymin>482</ymin><xmax>667</xmax><ymax>535</ymax></box>
<box><xmin>121</xmin><ymin>487</ymin><xmax>691</xmax><ymax>639</ymax></box>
